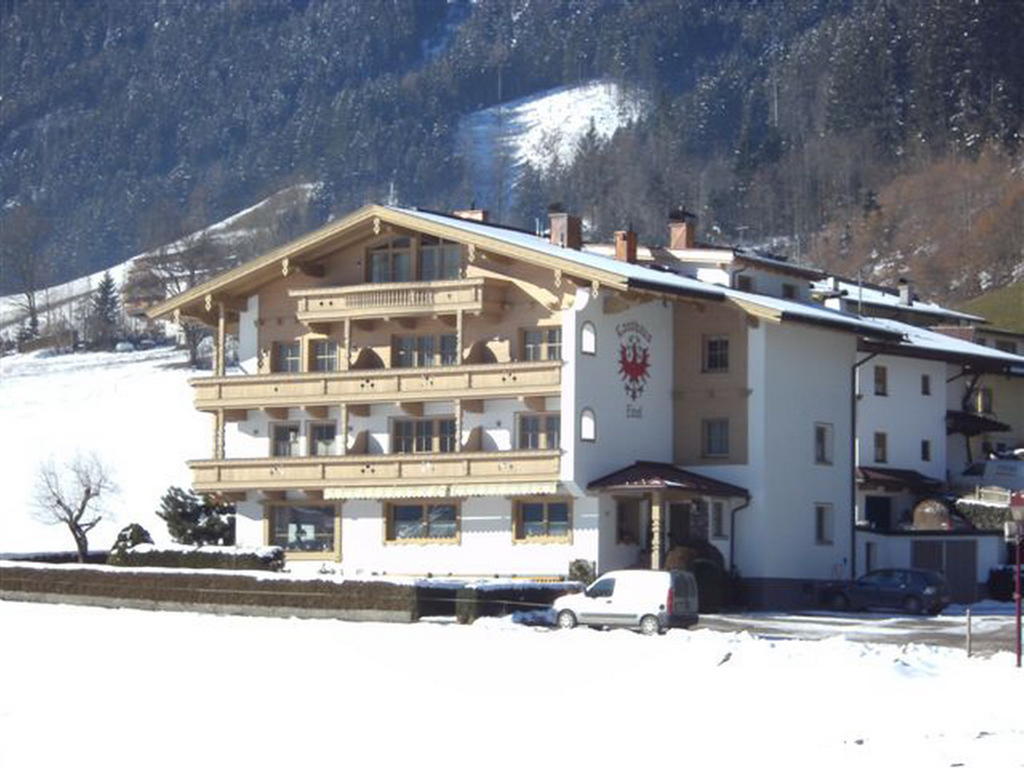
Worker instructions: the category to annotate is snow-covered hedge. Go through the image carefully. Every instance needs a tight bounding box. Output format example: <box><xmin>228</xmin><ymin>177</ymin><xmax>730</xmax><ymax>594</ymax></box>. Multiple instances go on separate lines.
<box><xmin>107</xmin><ymin>543</ymin><xmax>284</xmax><ymax>571</ymax></box>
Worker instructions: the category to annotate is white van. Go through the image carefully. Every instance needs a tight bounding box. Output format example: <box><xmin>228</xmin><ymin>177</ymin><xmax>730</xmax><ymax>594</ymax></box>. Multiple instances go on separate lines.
<box><xmin>953</xmin><ymin>460</ymin><xmax>1024</xmax><ymax>493</ymax></box>
<box><xmin>552</xmin><ymin>569</ymin><xmax>699</xmax><ymax>635</ymax></box>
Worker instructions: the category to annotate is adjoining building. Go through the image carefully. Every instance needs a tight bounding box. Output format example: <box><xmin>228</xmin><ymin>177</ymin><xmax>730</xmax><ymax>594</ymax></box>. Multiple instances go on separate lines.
<box><xmin>148</xmin><ymin>204</ymin><xmax>1024</xmax><ymax>606</ymax></box>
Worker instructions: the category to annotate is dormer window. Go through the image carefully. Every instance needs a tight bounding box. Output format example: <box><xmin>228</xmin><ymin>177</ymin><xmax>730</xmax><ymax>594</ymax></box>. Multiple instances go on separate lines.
<box><xmin>735</xmin><ymin>274</ymin><xmax>754</xmax><ymax>292</ymax></box>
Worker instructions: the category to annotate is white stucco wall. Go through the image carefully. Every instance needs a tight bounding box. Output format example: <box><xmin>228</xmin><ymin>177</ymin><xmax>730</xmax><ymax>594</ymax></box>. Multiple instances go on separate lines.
<box><xmin>857</xmin><ymin>354</ymin><xmax>947</xmax><ymax>480</ymax></box>
<box><xmin>857</xmin><ymin>532</ymin><xmax>1007</xmax><ymax>583</ymax></box>
<box><xmin>562</xmin><ymin>288</ymin><xmax>673</xmax><ymax>487</ymax></box>
<box><xmin>725</xmin><ymin>321</ymin><xmax>856</xmax><ymax>581</ymax></box>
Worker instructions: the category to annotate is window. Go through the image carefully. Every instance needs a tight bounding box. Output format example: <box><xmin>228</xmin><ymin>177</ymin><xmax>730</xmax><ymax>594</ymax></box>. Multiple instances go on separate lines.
<box><xmin>615</xmin><ymin>498</ymin><xmax>641</xmax><ymax>545</ymax></box>
<box><xmin>518</xmin><ymin>413</ymin><xmax>560</xmax><ymax>450</ymax></box>
<box><xmin>269</xmin><ymin>506</ymin><xmax>337</xmax><ymax>553</ymax></box>
<box><xmin>702</xmin><ymin>418</ymin><xmax>729</xmax><ymax>458</ymax></box>
<box><xmin>311</xmin><ymin>339</ymin><xmax>338</xmax><ymax>373</ymax></box>
<box><xmin>580</xmin><ymin>408</ymin><xmax>596</xmax><ymax>442</ymax></box>
<box><xmin>309</xmin><ymin>423</ymin><xmax>337</xmax><ymax>457</ymax></box>
<box><xmin>873</xmin><ymin>365</ymin><xmax>888</xmax><ymax>396</ymax></box>
<box><xmin>368</xmin><ymin>238</ymin><xmax>412</xmax><ymax>283</ymax></box>
<box><xmin>393</xmin><ymin>334</ymin><xmax>458</xmax><ymax>368</ymax></box>
<box><xmin>735</xmin><ymin>274</ymin><xmax>754</xmax><ymax>292</ymax></box>
<box><xmin>514</xmin><ymin>500</ymin><xmax>571</xmax><ymax>540</ymax></box>
<box><xmin>271</xmin><ymin>424</ymin><xmax>300</xmax><ymax>457</ymax></box>
<box><xmin>392</xmin><ymin>418</ymin><xmax>456</xmax><ymax>454</ymax></box>
<box><xmin>873</xmin><ymin>431</ymin><xmax>888</xmax><ymax>464</ymax></box>
<box><xmin>994</xmin><ymin>340</ymin><xmax>1017</xmax><ymax>354</ymax></box>
<box><xmin>386</xmin><ymin>502</ymin><xmax>458</xmax><ymax>541</ymax></box>
<box><xmin>523</xmin><ymin>328</ymin><xmax>562</xmax><ymax>361</ymax></box>
<box><xmin>921</xmin><ymin>439</ymin><xmax>931</xmax><ymax>462</ymax></box>
<box><xmin>419</xmin><ymin>236</ymin><xmax>461</xmax><ymax>281</ymax></box>
<box><xmin>814</xmin><ymin>422</ymin><xmax>834</xmax><ymax>465</ymax></box>
<box><xmin>587</xmin><ymin>578</ymin><xmax>615</xmax><ymax>598</ymax></box>
<box><xmin>921</xmin><ymin>374</ymin><xmax>931</xmax><ymax>396</ymax></box>
<box><xmin>580</xmin><ymin>322</ymin><xmax>597</xmax><ymax>355</ymax></box>
<box><xmin>274</xmin><ymin>341</ymin><xmax>301</xmax><ymax>373</ymax></box>
<box><xmin>702</xmin><ymin>335</ymin><xmax>729</xmax><ymax>373</ymax></box>
<box><xmin>711</xmin><ymin>501</ymin><xmax>727</xmax><ymax>539</ymax></box>
<box><xmin>814</xmin><ymin>503</ymin><xmax>834</xmax><ymax>545</ymax></box>
<box><xmin>782</xmin><ymin>283</ymin><xmax>798</xmax><ymax>299</ymax></box>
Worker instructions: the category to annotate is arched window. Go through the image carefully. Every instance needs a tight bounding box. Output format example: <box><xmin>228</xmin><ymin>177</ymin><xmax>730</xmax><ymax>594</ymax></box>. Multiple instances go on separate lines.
<box><xmin>580</xmin><ymin>321</ymin><xmax>597</xmax><ymax>355</ymax></box>
<box><xmin>580</xmin><ymin>407</ymin><xmax>597</xmax><ymax>442</ymax></box>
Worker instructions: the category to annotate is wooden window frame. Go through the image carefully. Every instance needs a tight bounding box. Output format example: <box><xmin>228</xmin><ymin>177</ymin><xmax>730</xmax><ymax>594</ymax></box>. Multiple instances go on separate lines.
<box><xmin>309</xmin><ymin>339</ymin><xmax>339</xmax><ymax>373</ymax></box>
<box><xmin>517</xmin><ymin>412</ymin><xmax>561</xmax><ymax>451</ymax></box>
<box><xmin>392</xmin><ymin>333</ymin><xmax>458</xmax><ymax>368</ymax></box>
<box><xmin>873</xmin><ymin>365</ymin><xmax>888</xmax><ymax>396</ymax></box>
<box><xmin>308</xmin><ymin>421</ymin><xmax>338</xmax><ymax>457</ymax></box>
<box><xmin>873</xmin><ymin>431</ymin><xmax>888</xmax><ymax>464</ymax></box>
<box><xmin>264</xmin><ymin>503</ymin><xmax>341</xmax><ymax>561</ymax></box>
<box><xmin>814</xmin><ymin>422</ymin><xmax>834</xmax><ymax>466</ymax></box>
<box><xmin>701</xmin><ymin>418</ymin><xmax>730</xmax><ymax>458</ymax></box>
<box><xmin>270</xmin><ymin>422</ymin><xmax>301</xmax><ymax>458</ymax></box>
<box><xmin>512</xmin><ymin>498</ymin><xmax>573</xmax><ymax>544</ymax></box>
<box><xmin>418</xmin><ymin>236</ymin><xmax>462</xmax><ymax>281</ymax></box>
<box><xmin>814</xmin><ymin>503</ymin><xmax>834</xmax><ymax>545</ymax></box>
<box><xmin>521</xmin><ymin>327</ymin><xmax>562</xmax><ymax>362</ymax></box>
<box><xmin>273</xmin><ymin>341</ymin><xmax>301</xmax><ymax>373</ymax></box>
<box><xmin>384</xmin><ymin>500</ymin><xmax>461</xmax><ymax>545</ymax></box>
<box><xmin>702</xmin><ymin>335</ymin><xmax>729</xmax><ymax>373</ymax></box>
<box><xmin>391</xmin><ymin>416</ymin><xmax>457</xmax><ymax>454</ymax></box>
<box><xmin>366</xmin><ymin>237</ymin><xmax>413</xmax><ymax>284</ymax></box>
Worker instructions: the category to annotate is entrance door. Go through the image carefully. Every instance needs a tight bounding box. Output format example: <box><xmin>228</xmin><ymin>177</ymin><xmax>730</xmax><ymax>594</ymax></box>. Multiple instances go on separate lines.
<box><xmin>669</xmin><ymin>503</ymin><xmax>691</xmax><ymax>546</ymax></box>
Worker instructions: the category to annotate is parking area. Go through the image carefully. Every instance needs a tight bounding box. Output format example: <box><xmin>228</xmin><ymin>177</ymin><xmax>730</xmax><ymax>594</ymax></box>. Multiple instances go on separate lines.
<box><xmin>698</xmin><ymin>602</ymin><xmax>1019</xmax><ymax>657</ymax></box>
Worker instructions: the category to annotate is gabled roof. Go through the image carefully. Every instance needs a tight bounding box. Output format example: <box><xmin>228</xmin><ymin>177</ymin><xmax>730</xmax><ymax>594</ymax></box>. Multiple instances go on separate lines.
<box><xmin>144</xmin><ymin>203</ymin><xmax>897</xmax><ymax>340</ymax></box>
<box><xmin>588</xmin><ymin>461</ymin><xmax>749</xmax><ymax>498</ymax></box>
<box><xmin>812</xmin><ymin>277</ymin><xmax>984</xmax><ymax>323</ymax></box>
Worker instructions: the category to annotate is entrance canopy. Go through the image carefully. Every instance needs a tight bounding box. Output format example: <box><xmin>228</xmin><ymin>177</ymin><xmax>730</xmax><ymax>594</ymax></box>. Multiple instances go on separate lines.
<box><xmin>588</xmin><ymin>461</ymin><xmax>749</xmax><ymax>498</ymax></box>
<box><xmin>946</xmin><ymin>409</ymin><xmax>1011</xmax><ymax>437</ymax></box>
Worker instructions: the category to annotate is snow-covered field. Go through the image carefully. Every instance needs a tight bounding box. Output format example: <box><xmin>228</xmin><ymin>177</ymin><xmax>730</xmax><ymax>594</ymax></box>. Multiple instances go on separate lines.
<box><xmin>459</xmin><ymin>80</ymin><xmax>646</xmax><ymax>214</ymax></box>
<box><xmin>0</xmin><ymin>600</ymin><xmax>1020</xmax><ymax>768</ymax></box>
<box><xmin>0</xmin><ymin>348</ymin><xmax>207</xmax><ymax>553</ymax></box>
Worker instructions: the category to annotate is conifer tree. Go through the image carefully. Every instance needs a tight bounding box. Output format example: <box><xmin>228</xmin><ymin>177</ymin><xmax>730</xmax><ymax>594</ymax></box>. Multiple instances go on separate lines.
<box><xmin>90</xmin><ymin>271</ymin><xmax>120</xmax><ymax>349</ymax></box>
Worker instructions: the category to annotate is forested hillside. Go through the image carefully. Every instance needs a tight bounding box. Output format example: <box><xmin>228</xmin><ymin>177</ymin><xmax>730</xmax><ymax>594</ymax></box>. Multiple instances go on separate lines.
<box><xmin>2</xmin><ymin>0</ymin><xmax>1022</xmax><ymax>303</ymax></box>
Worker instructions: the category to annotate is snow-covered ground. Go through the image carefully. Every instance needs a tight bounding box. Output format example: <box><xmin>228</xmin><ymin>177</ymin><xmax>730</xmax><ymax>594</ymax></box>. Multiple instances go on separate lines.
<box><xmin>458</xmin><ymin>80</ymin><xmax>647</xmax><ymax>216</ymax></box>
<box><xmin>0</xmin><ymin>348</ymin><xmax>208</xmax><ymax>553</ymax></box>
<box><xmin>0</xmin><ymin>600</ymin><xmax>1020</xmax><ymax>768</ymax></box>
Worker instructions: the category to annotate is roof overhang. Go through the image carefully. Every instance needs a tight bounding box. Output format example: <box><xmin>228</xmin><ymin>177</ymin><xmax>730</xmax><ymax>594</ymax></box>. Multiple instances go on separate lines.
<box><xmin>856</xmin><ymin>467</ymin><xmax>944</xmax><ymax>492</ymax></box>
<box><xmin>588</xmin><ymin>461</ymin><xmax>749</xmax><ymax>499</ymax></box>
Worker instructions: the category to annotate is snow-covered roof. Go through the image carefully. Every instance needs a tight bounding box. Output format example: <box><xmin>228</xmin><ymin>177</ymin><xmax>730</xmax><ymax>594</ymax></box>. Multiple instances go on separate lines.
<box><xmin>812</xmin><ymin>277</ymin><xmax>984</xmax><ymax>323</ymax></box>
<box><xmin>861</xmin><ymin>317</ymin><xmax>1024</xmax><ymax>368</ymax></box>
<box><xmin>395</xmin><ymin>207</ymin><xmax>893</xmax><ymax>338</ymax></box>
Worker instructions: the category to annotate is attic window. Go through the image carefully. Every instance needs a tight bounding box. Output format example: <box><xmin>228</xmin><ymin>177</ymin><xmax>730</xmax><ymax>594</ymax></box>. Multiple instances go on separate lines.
<box><xmin>735</xmin><ymin>275</ymin><xmax>754</xmax><ymax>292</ymax></box>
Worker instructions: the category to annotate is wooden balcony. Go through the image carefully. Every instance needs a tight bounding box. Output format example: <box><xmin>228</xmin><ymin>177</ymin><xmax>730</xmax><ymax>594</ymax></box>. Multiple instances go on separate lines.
<box><xmin>191</xmin><ymin>360</ymin><xmax>562</xmax><ymax>412</ymax></box>
<box><xmin>291</xmin><ymin>278</ymin><xmax>503</xmax><ymax>324</ymax></box>
<box><xmin>189</xmin><ymin>449</ymin><xmax>561</xmax><ymax>493</ymax></box>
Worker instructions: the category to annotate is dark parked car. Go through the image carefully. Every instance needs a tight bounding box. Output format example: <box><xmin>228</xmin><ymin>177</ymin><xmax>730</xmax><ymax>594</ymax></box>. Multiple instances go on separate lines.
<box><xmin>820</xmin><ymin>568</ymin><xmax>951</xmax><ymax>615</ymax></box>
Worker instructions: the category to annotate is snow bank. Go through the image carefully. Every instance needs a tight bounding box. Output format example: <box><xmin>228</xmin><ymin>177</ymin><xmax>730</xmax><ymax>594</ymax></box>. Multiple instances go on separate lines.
<box><xmin>0</xmin><ymin>347</ymin><xmax>208</xmax><ymax>553</ymax></box>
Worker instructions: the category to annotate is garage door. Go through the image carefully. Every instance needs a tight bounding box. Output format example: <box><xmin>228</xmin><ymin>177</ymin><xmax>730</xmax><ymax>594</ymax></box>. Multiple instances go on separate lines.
<box><xmin>911</xmin><ymin>539</ymin><xmax>977</xmax><ymax>603</ymax></box>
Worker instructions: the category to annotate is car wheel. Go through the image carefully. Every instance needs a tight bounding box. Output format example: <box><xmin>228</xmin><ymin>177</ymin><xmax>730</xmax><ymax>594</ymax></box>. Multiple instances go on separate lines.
<box><xmin>903</xmin><ymin>596</ymin><xmax>923</xmax><ymax>615</ymax></box>
<box><xmin>639</xmin><ymin>614</ymin><xmax>661</xmax><ymax>636</ymax></box>
<box><xmin>556</xmin><ymin>610</ymin><xmax>577</xmax><ymax>630</ymax></box>
<box><xmin>828</xmin><ymin>593</ymin><xmax>850</xmax><ymax>612</ymax></box>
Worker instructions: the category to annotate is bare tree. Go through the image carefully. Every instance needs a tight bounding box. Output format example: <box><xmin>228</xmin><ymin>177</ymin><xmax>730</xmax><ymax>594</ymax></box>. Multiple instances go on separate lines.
<box><xmin>32</xmin><ymin>454</ymin><xmax>117</xmax><ymax>562</ymax></box>
<box><xmin>0</xmin><ymin>204</ymin><xmax>52</xmax><ymax>338</ymax></box>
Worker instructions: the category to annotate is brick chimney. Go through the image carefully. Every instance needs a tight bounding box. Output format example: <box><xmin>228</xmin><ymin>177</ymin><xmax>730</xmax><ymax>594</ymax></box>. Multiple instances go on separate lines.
<box><xmin>452</xmin><ymin>207</ymin><xmax>489</xmax><ymax>222</ymax></box>
<box><xmin>668</xmin><ymin>208</ymin><xmax>696</xmax><ymax>250</ymax></box>
<box><xmin>614</xmin><ymin>229</ymin><xmax>638</xmax><ymax>264</ymax></box>
<box><xmin>548</xmin><ymin>205</ymin><xmax>582</xmax><ymax>249</ymax></box>
<box><xmin>898</xmin><ymin>278</ymin><xmax>913</xmax><ymax>306</ymax></box>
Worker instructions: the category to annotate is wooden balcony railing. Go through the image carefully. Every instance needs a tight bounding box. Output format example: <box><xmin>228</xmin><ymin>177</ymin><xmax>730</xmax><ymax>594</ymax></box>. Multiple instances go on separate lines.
<box><xmin>191</xmin><ymin>360</ymin><xmax>562</xmax><ymax>412</ymax></box>
<box><xmin>189</xmin><ymin>450</ymin><xmax>561</xmax><ymax>493</ymax></box>
<box><xmin>291</xmin><ymin>278</ymin><xmax>503</xmax><ymax>323</ymax></box>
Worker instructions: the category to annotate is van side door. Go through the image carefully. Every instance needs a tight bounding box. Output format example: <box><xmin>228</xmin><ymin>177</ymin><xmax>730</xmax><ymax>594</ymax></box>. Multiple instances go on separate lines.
<box><xmin>578</xmin><ymin>577</ymin><xmax>618</xmax><ymax>624</ymax></box>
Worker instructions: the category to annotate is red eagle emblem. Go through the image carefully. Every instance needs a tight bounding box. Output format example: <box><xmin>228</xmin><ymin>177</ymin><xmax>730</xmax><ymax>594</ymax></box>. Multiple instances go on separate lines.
<box><xmin>618</xmin><ymin>341</ymin><xmax>650</xmax><ymax>401</ymax></box>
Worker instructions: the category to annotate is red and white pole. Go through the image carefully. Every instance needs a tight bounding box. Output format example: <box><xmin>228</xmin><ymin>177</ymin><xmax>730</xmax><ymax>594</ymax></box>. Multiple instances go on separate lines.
<box><xmin>1016</xmin><ymin>530</ymin><xmax>1021</xmax><ymax>669</ymax></box>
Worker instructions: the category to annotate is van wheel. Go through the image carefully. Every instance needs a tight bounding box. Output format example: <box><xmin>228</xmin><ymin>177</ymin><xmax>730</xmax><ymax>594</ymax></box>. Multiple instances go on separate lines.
<box><xmin>556</xmin><ymin>610</ymin><xmax>577</xmax><ymax>630</ymax></box>
<box><xmin>639</xmin><ymin>614</ymin><xmax>661</xmax><ymax>636</ymax></box>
